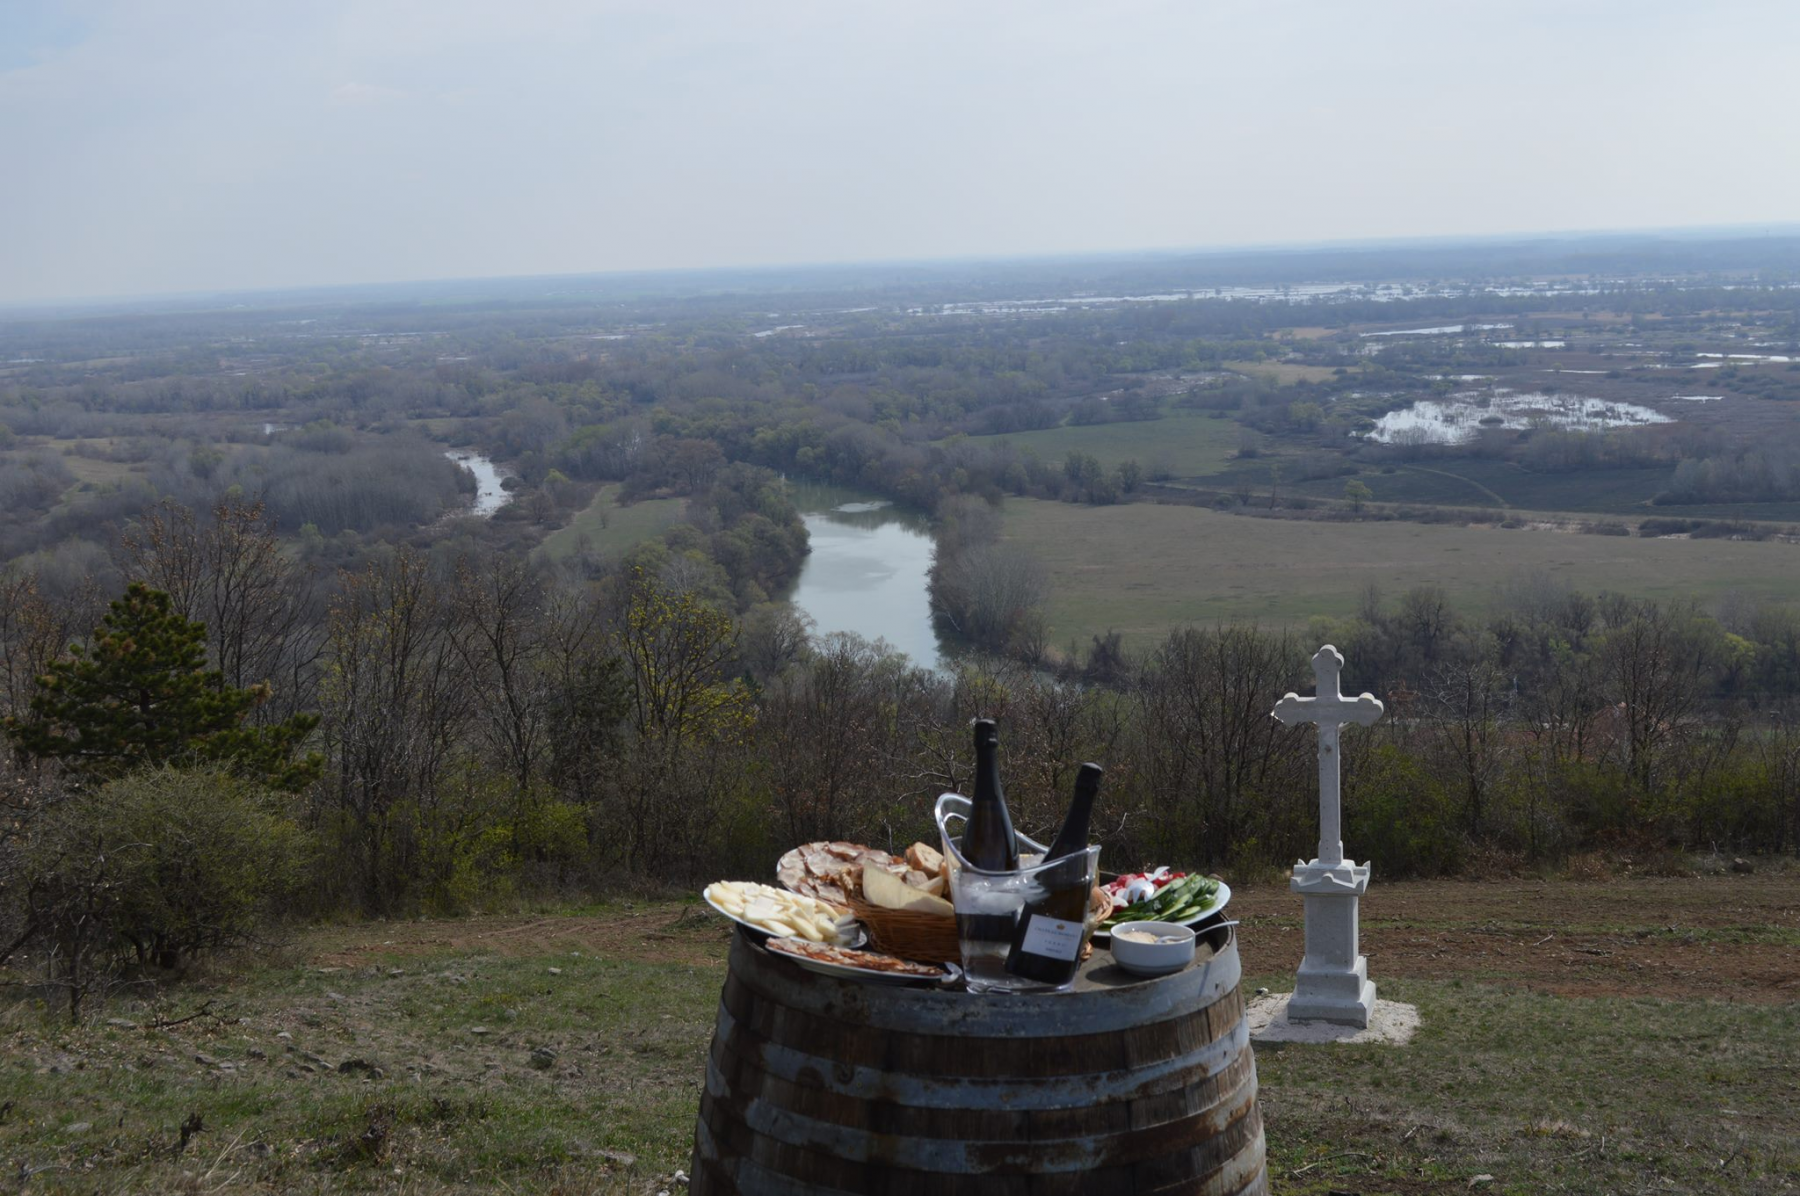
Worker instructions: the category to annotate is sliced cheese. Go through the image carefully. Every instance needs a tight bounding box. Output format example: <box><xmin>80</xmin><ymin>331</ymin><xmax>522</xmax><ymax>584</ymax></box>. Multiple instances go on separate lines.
<box><xmin>862</xmin><ymin>862</ymin><xmax>955</xmax><ymax>916</ymax></box>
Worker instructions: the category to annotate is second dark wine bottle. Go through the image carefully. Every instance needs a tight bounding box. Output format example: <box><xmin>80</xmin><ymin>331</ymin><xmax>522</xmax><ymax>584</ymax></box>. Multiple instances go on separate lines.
<box><xmin>1004</xmin><ymin>762</ymin><xmax>1104</xmax><ymax>986</ymax></box>
<box><xmin>1042</xmin><ymin>761</ymin><xmax>1103</xmax><ymax>864</ymax></box>
<box><xmin>956</xmin><ymin>719</ymin><xmax>1021</xmax><ymax>988</ymax></box>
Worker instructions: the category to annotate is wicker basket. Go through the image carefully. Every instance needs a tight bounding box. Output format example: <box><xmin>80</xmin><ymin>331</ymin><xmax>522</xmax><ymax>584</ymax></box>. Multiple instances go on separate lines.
<box><xmin>849</xmin><ymin>899</ymin><xmax>959</xmax><ymax>964</ymax></box>
<box><xmin>853</xmin><ymin>887</ymin><xmax>1115</xmax><ymax>965</ymax></box>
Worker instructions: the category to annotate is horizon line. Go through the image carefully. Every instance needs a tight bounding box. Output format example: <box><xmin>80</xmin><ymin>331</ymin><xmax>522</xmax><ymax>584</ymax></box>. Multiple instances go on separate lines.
<box><xmin>6</xmin><ymin>218</ymin><xmax>1800</xmax><ymax>317</ymax></box>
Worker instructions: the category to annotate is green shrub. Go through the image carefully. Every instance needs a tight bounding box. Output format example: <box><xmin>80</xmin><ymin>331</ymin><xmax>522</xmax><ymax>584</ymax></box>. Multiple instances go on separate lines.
<box><xmin>22</xmin><ymin>766</ymin><xmax>303</xmax><ymax>976</ymax></box>
<box><xmin>342</xmin><ymin>763</ymin><xmax>595</xmax><ymax>917</ymax></box>
<box><xmin>1346</xmin><ymin>744</ymin><xmax>1465</xmax><ymax>876</ymax></box>
<box><xmin>1554</xmin><ymin>762</ymin><xmax>1641</xmax><ymax>846</ymax></box>
<box><xmin>1670</xmin><ymin>755</ymin><xmax>1789</xmax><ymax>852</ymax></box>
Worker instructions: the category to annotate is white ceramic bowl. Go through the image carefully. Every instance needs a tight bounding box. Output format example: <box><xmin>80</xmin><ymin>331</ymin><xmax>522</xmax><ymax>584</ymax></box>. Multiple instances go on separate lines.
<box><xmin>1107</xmin><ymin>920</ymin><xmax>1196</xmax><ymax>977</ymax></box>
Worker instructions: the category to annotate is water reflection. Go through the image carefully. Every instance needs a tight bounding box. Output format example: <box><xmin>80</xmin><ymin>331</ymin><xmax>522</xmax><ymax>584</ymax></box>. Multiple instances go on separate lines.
<box><xmin>785</xmin><ymin>484</ymin><xmax>944</xmax><ymax>670</ymax></box>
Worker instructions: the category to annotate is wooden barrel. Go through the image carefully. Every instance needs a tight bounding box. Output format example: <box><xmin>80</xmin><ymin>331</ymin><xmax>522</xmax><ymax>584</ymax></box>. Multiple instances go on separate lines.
<box><xmin>691</xmin><ymin>926</ymin><xmax>1267</xmax><ymax>1195</ymax></box>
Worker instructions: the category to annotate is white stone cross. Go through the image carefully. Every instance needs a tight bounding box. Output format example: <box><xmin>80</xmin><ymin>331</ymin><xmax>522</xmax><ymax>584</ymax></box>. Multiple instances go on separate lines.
<box><xmin>1271</xmin><ymin>643</ymin><xmax>1385</xmax><ymax>1026</ymax></box>
<box><xmin>1273</xmin><ymin>645</ymin><xmax>1383</xmax><ymax>868</ymax></box>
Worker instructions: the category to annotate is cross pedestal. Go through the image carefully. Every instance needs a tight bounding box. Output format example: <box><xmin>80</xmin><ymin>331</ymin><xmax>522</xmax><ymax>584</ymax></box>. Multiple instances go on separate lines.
<box><xmin>1289</xmin><ymin>860</ymin><xmax>1375</xmax><ymax>1025</ymax></box>
<box><xmin>1272</xmin><ymin>645</ymin><xmax>1384</xmax><ymax>1028</ymax></box>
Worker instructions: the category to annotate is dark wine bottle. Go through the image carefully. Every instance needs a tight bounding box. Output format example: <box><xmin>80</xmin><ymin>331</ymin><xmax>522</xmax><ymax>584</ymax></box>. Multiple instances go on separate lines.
<box><xmin>961</xmin><ymin>718</ymin><xmax>1019</xmax><ymax>872</ymax></box>
<box><xmin>1004</xmin><ymin>763</ymin><xmax>1104</xmax><ymax>986</ymax></box>
<box><xmin>1042</xmin><ymin>762</ymin><xmax>1103</xmax><ymax>863</ymax></box>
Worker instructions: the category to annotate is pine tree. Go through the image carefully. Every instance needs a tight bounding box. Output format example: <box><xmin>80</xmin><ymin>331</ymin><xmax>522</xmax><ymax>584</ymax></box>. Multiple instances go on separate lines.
<box><xmin>4</xmin><ymin>582</ymin><xmax>321</xmax><ymax>790</ymax></box>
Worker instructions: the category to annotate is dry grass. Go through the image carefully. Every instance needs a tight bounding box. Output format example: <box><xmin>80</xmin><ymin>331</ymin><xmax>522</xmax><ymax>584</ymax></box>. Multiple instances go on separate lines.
<box><xmin>1000</xmin><ymin>496</ymin><xmax>1800</xmax><ymax>646</ymax></box>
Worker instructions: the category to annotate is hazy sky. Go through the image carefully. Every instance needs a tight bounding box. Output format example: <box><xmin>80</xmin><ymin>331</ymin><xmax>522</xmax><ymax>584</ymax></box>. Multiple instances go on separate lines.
<box><xmin>3</xmin><ymin>0</ymin><xmax>1797</xmax><ymax>304</ymax></box>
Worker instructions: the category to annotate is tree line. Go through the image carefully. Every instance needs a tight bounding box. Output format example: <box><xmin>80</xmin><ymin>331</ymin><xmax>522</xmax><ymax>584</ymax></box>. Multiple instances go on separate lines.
<box><xmin>3</xmin><ymin>495</ymin><xmax>1798</xmax><ymax>1015</ymax></box>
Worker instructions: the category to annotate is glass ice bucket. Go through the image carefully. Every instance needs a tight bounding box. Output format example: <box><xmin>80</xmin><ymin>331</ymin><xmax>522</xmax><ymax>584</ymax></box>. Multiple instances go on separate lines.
<box><xmin>935</xmin><ymin>793</ymin><xmax>1102</xmax><ymax>994</ymax></box>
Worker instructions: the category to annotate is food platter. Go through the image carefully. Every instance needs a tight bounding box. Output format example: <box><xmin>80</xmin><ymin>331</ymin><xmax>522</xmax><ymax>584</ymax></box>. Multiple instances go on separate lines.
<box><xmin>702</xmin><ymin>883</ymin><xmax>866</xmax><ymax>949</ymax></box>
<box><xmin>1092</xmin><ymin>881</ymin><xmax>1230</xmax><ymax>946</ymax></box>
<box><xmin>764</xmin><ymin>937</ymin><xmax>961</xmax><ymax>986</ymax></box>
<box><xmin>776</xmin><ymin>840</ymin><xmax>938</xmax><ymax>904</ymax></box>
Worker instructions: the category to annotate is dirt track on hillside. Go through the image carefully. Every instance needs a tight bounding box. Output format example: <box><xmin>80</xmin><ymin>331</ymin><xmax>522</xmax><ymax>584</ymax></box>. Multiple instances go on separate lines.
<box><xmin>308</xmin><ymin>873</ymin><xmax>1800</xmax><ymax>1002</ymax></box>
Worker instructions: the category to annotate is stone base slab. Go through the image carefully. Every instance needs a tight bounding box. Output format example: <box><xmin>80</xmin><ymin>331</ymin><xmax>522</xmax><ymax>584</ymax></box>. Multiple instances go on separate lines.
<box><xmin>1288</xmin><ymin>975</ymin><xmax>1377</xmax><ymax>1027</ymax></box>
<box><xmin>1247</xmin><ymin>993</ymin><xmax>1420</xmax><ymax>1045</ymax></box>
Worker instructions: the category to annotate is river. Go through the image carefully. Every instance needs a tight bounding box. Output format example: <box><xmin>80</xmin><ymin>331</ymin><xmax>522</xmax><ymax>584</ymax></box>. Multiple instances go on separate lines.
<box><xmin>786</xmin><ymin>484</ymin><xmax>945</xmax><ymax>670</ymax></box>
<box><xmin>446</xmin><ymin>449</ymin><xmax>512</xmax><ymax>516</ymax></box>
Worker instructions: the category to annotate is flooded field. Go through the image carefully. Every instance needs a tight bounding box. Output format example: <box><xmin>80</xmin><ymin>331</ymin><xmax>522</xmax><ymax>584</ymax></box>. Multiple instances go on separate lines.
<box><xmin>1360</xmin><ymin>322</ymin><xmax>1511</xmax><ymax>337</ymax></box>
<box><xmin>1367</xmin><ymin>390</ymin><xmax>1671</xmax><ymax>444</ymax></box>
<box><xmin>1695</xmin><ymin>351</ymin><xmax>1795</xmax><ymax>362</ymax></box>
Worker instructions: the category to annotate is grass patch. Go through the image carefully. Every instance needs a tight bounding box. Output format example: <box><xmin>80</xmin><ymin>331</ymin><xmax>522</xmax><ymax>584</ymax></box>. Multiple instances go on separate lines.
<box><xmin>538</xmin><ymin>484</ymin><xmax>688</xmax><ymax>562</ymax></box>
<box><xmin>0</xmin><ymin>929</ymin><xmax>725</xmax><ymax>1194</ymax></box>
<box><xmin>965</xmin><ymin>411</ymin><xmax>1241</xmax><ymax>477</ymax></box>
<box><xmin>38</xmin><ymin>437</ymin><xmax>143</xmax><ymax>487</ymax></box>
<box><xmin>1001</xmin><ymin>496</ymin><xmax>1800</xmax><ymax>645</ymax></box>
<box><xmin>1224</xmin><ymin>359</ymin><xmax>1344</xmax><ymax>385</ymax></box>
<box><xmin>3</xmin><ymin>877</ymin><xmax>1794</xmax><ymax>1194</ymax></box>
<box><xmin>1253</xmin><ymin>982</ymin><xmax>1798</xmax><ymax>1194</ymax></box>
<box><xmin>59</xmin><ymin>456</ymin><xmax>141</xmax><ymax>486</ymax></box>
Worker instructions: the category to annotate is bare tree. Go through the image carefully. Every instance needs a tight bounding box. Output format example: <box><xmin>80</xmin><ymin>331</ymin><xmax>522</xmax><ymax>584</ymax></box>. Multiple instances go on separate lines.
<box><xmin>738</xmin><ymin>603</ymin><xmax>814</xmax><ymax>684</ymax></box>
<box><xmin>318</xmin><ymin>550</ymin><xmax>474</xmax><ymax>912</ymax></box>
<box><xmin>1134</xmin><ymin>626</ymin><xmax>1309</xmax><ymax>865</ymax></box>
<box><xmin>540</xmin><ymin>578</ymin><xmax>627</xmax><ymax>815</ymax></box>
<box><xmin>447</xmin><ymin>553</ymin><xmax>551</xmax><ymax>794</ymax></box>
<box><xmin>1423</xmin><ymin>639</ymin><xmax>1510</xmax><ymax>838</ymax></box>
<box><xmin>1595</xmin><ymin>597</ymin><xmax>1714</xmax><ymax>794</ymax></box>
<box><xmin>1004</xmin><ymin>673</ymin><xmax>1130</xmax><ymax>845</ymax></box>
<box><xmin>932</xmin><ymin>542</ymin><xmax>1049</xmax><ymax>651</ymax></box>
<box><xmin>759</xmin><ymin>634</ymin><xmax>906</xmax><ymax>846</ymax></box>
<box><xmin>0</xmin><ymin>569</ymin><xmax>88</xmax><ymax>721</ymax></box>
<box><xmin>611</xmin><ymin>570</ymin><xmax>751</xmax><ymax>876</ymax></box>
<box><xmin>119</xmin><ymin>498</ymin><xmax>322</xmax><ymax>724</ymax></box>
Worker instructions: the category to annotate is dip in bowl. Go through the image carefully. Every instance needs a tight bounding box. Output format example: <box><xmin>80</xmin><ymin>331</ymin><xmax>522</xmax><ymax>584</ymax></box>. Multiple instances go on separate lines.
<box><xmin>1107</xmin><ymin>920</ymin><xmax>1196</xmax><ymax>977</ymax></box>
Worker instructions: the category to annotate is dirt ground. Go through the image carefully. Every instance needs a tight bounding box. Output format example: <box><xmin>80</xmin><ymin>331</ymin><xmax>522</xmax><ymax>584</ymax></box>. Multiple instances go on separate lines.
<box><xmin>1233</xmin><ymin>873</ymin><xmax>1800</xmax><ymax>1002</ymax></box>
<box><xmin>307</xmin><ymin>873</ymin><xmax>1800</xmax><ymax>1003</ymax></box>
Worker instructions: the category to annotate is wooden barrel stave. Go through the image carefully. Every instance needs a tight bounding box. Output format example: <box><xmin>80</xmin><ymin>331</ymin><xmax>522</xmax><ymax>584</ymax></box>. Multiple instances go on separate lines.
<box><xmin>697</xmin><ymin>1104</ymin><xmax>1266</xmax><ymax>1196</ymax></box>
<box><xmin>710</xmin><ymin>994</ymin><xmax>1252</xmax><ymax>1112</ymax></box>
<box><xmin>693</xmin><ymin>929</ymin><xmax>1269</xmax><ymax>1196</ymax></box>
<box><xmin>704</xmin><ymin>1046</ymin><xmax>1258</xmax><ymax>1174</ymax></box>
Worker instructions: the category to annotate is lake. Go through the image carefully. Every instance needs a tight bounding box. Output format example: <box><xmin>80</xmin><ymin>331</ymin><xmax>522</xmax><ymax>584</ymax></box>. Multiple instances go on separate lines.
<box><xmin>785</xmin><ymin>484</ymin><xmax>945</xmax><ymax>670</ymax></box>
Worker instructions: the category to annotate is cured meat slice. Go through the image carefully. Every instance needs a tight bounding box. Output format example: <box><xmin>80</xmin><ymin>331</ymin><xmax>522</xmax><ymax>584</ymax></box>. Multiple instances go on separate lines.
<box><xmin>766</xmin><ymin>938</ymin><xmax>949</xmax><ymax>978</ymax></box>
<box><xmin>777</xmin><ymin>841</ymin><xmax>905</xmax><ymax>902</ymax></box>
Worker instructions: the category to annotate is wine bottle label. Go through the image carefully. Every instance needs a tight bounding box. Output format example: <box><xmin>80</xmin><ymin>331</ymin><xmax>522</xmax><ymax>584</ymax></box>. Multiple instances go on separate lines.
<box><xmin>1017</xmin><ymin>914</ymin><xmax>1083</xmax><ymax>962</ymax></box>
